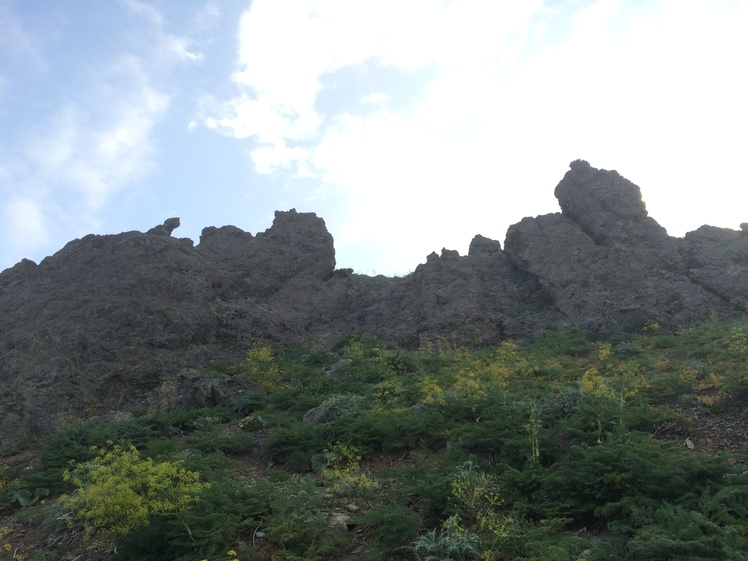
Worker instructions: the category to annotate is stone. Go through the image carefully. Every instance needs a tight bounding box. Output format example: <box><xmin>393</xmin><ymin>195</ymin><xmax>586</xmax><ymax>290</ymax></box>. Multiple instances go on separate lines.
<box><xmin>469</xmin><ymin>234</ymin><xmax>502</xmax><ymax>256</ymax></box>
<box><xmin>554</xmin><ymin>159</ymin><xmax>669</xmax><ymax>247</ymax></box>
<box><xmin>174</xmin><ymin>370</ymin><xmax>259</xmax><ymax>410</ymax></box>
<box><xmin>147</xmin><ymin>217</ymin><xmax>181</xmax><ymax>236</ymax></box>
<box><xmin>325</xmin><ymin>358</ymin><xmax>353</xmax><ymax>378</ymax></box>
<box><xmin>681</xmin><ymin>226</ymin><xmax>748</xmax><ymax>308</ymax></box>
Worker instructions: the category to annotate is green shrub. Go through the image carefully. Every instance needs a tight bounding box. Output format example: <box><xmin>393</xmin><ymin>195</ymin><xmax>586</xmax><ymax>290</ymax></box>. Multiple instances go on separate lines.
<box><xmin>0</xmin><ymin>465</ymin><xmax>20</xmax><ymax>509</ymax></box>
<box><xmin>539</xmin><ymin>433</ymin><xmax>739</xmax><ymax>523</ymax></box>
<box><xmin>409</xmin><ymin>516</ymin><xmax>480</xmax><ymax>561</ymax></box>
<box><xmin>255</xmin><ymin>474</ymin><xmax>341</xmax><ymax>561</ymax></box>
<box><xmin>589</xmin><ymin>501</ymin><xmax>748</xmax><ymax>560</ymax></box>
<box><xmin>264</xmin><ymin>421</ymin><xmax>327</xmax><ymax>470</ymax></box>
<box><xmin>387</xmin><ymin>455</ymin><xmax>465</xmax><ymax>524</ymax></box>
<box><xmin>310</xmin><ymin>393</ymin><xmax>369</xmax><ymax>423</ymax></box>
<box><xmin>356</xmin><ymin>503</ymin><xmax>423</xmax><ymax>554</ymax></box>
<box><xmin>346</xmin><ymin>408</ymin><xmax>447</xmax><ymax>451</ymax></box>
<box><xmin>60</xmin><ymin>443</ymin><xmax>210</xmax><ymax>548</ymax></box>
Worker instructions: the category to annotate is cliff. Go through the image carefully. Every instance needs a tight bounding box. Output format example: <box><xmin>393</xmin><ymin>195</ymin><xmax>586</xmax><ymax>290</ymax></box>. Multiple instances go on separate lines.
<box><xmin>1</xmin><ymin>161</ymin><xmax>746</xmax><ymax>437</ymax></box>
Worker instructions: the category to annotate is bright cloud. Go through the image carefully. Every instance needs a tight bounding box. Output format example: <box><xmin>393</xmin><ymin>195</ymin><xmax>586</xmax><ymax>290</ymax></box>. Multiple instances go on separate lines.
<box><xmin>0</xmin><ymin>1</ymin><xmax>206</xmax><ymax>268</ymax></box>
<box><xmin>164</xmin><ymin>35</ymin><xmax>204</xmax><ymax>63</ymax></box>
<box><xmin>204</xmin><ymin>0</ymin><xmax>747</xmax><ymax>274</ymax></box>
<box><xmin>361</xmin><ymin>92</ymin><xmax>390</xmax><ymax>106</ymax></box>
<box><xmin>2</xmin><ymin>0</ymin><xmax>746</xmax><ymax>276</ymax></box>
<box><xmin>21</xmin><ymin>56</ymin><xmax>169</xmax><ymax>209</ymax></box>
<box><xmin>209</xmin><ymin>0</ymin><xmax>547</xmax><ymax>169</ymax></box>
<box><xmin>2</xmin><ymin>198</ymin><xmax>49</xmax><ymax>255</ymax></box>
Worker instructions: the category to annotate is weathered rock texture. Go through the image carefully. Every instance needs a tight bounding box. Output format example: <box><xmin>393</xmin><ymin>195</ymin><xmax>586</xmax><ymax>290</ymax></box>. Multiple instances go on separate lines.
<box><xmin>1</xmin><ymin>162</ymin><xmax>746</xmax><ymax>437</ymax></box>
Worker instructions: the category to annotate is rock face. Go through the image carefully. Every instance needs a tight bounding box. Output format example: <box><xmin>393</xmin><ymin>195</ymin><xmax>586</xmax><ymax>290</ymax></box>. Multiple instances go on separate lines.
<box><xmin>1</xmin><ymin>162</ymin><xmax>747</xmax><ymax>437</ymax></box>
<box><xmin>503</xmin><ymin>160</ymin><xmax>732</xmax><ymax>333</ymax></box>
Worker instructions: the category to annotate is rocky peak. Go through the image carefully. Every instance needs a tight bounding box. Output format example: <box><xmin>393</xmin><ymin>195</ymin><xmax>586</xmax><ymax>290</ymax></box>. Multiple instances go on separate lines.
<box><xmin>197</xmin><ymin>209</ymin><xmax>335</xmax><ymax>298</ymax></box>
<box><xmin>469</xmin><ymin>234</ymin><xmax>502</xmax><ymax>256</ymax></box>
<box><xmin>554</xmin><ymin>159</ymin><xmax>669</xmax><ymax>246</ymax></box>
<box><xmin>147</xmin><ymin>217</ymin><xmax>181</xmax><ymax>236</ymax></box>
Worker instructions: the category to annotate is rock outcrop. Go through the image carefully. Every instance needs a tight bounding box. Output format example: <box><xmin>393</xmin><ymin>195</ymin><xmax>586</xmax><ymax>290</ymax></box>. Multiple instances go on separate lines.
<box><xmin>504</xmin><ymin>160</ymin><xmax>731</xmax><ymax>333</ymax></box>
<box><xmin>1</xmin><ymin>162</ymin><xmax>746</xmax><ymax>437</ymax></box>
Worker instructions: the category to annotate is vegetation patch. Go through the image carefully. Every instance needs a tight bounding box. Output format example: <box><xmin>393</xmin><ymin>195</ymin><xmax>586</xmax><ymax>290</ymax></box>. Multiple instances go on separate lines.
<box><xmin>2</xmin><ymin>315</ymin><xmax>748</xmax><ymax>560</ymax></box>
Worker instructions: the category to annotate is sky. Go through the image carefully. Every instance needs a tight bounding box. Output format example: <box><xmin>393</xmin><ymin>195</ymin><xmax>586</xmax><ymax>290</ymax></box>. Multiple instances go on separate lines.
<box><xmin>1</xmin><ymin>0</ymin><xmax>747</xmax><ymax>276</ymax></box>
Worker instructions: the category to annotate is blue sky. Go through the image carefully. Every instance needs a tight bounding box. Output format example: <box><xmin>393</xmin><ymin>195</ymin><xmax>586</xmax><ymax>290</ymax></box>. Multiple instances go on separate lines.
<box><xmin>2</xmin><ymin>0</ymin><xmax>747</xmax><ymax>276</ymax></box>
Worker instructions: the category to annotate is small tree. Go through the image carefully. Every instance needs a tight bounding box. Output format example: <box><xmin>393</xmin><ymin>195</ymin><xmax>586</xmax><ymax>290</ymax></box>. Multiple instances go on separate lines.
<box><xmin>61</xmin><ymin>443</ymin><xmax>209</xmax><ymax>547</ymax></box>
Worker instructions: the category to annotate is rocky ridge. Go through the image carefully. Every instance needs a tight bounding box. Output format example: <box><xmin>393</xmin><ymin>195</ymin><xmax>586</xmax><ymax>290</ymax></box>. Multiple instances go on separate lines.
<box><xmin>1</xmin><ymin>160</ymin><xmax>746</xmax><ymax>437</ymax></box>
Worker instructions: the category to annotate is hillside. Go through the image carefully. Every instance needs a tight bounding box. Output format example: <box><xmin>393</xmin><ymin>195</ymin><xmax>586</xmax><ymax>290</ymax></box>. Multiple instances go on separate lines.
<box><xmin>1</xmin><ymin>316</ymin><xmax>748</xmax><ymax>560</ymax></box>
<box><xmin>1</xmin><ymin>160</ymin><xmax>747</xmax><ymax>439</ymax></box>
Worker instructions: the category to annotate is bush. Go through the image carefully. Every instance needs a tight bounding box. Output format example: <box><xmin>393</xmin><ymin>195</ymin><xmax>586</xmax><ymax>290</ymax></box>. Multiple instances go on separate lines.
<box><xmin>60</xmin><ymin>443</ymin><xmax>210</xmax><ymax>548</ymax></box>
<box><xmin>308</xmin><ymin>393</ymin><xmax>369</xmax><ymax>424</ymax></box>
<box><xmin>356</xmin><ymin>504</ymin><xmax>423</xmax><ymax>554</ymax></box>
<box><xmin>539</xmin><ymin>433</ymin><xmax>740</xmax><ymax>523</ymax></box>
<box><xmin>409</xmin><ymin>517</ymin><xmax>480</xmax><ymax>561</ymax></box>
<box><xmin>264</xmin><ymin>421</ymin><xmax>327</xmax><ymax>470</ymax></box>
<box><xmin>346</xmin><ymin>408</ymin><xmax>447</xmax><ymax>451</ymax></box>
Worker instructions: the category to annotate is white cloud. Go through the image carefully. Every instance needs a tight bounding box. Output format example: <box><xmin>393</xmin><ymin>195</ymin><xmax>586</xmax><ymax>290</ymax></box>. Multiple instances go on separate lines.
<box><xmin>3</xmin><ymin>198</ymin><xmax>49</xmax><ymax>253</ymax></box>
<box><xmin>0</xmin><ymin>2</ymin><xmax>222</xmax><ymax>270</ymax></box>
<box><xmin>194</xmin><ymin>2</ymin><xmax>221</xmax><ymax>30</ymax></box>
<box><xmin>202</xmin><ymin>0</ymin><xmax>748</xmax><ymax>273</ymax></box>
<box><xmin>123</xmin><ymin>0</ymin><xmax>207</xmax><ymax>65</ymax></box>
<box><xmin>165</xmin><ymin>35</ymin><xmax>204</xmax><ymax>62</ymax></box>
<box><xmin>208</xmin><ymin>0</ymin><xmax>547</xmax><ymax>176</ymax></box>
<box><xmin>20</xmin><ymin>56</ymin><xmax>170</xmax><ymax>209</ymax></box>
<box><xmin>251</xmin><ymin>141</ymin><xmax>310</xmax><ymax>175</ymax></box>
<box><xmin>361</xmin><ymin>92</ymin><xmax>390</xmax><ymax>106</ymax></box>
<box><xmin>122</xmin><ymin>0</ymin><xmax>165</xmax><ymax>26</ymax></box>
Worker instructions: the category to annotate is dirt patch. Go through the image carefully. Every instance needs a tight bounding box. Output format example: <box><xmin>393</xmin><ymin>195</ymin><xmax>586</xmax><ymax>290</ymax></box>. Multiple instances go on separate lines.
<box><xmin>657</xmin><ymin>393</ymin><xmax>748</xmax><ymax>460</ymax></box>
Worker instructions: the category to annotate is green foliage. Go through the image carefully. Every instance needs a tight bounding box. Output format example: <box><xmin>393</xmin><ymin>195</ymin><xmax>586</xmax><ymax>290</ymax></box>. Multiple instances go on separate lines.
<box><xmin>8</xmin><ymin>314</ymin><xmax>748</xmax><ymax>560</ymax></box>
<box><xmin>253</xmin><ymin>474</ymin><xmax>340</xmax><ymax>561</ymax></box>
<box><xmin>312</xmin><ymin>393</ymin><xmax>369</xmax><ymax>423</ymax></box>
<box><xmin>241</xmin><ymin>342</ymin><xmax>281</xmax><ymax>391</ymax></box>
<box><xmin>0</xmin><ymin>525</ymin><xmax>13</xmax><ymax>559</ymax></box>
<box><xmin>322</xmin><ymin>442</ymin><xmax>378</xmax><ymax>501</ymax></box>
<box><xmin>355</xmin><ymin>504</ymin><xmax>423</xmax><ymax>554</ymax></box>
<box><xmin>60</xmin><ymin>443</ymin><xmax>209</xmax><ymax>547</ymax></box>
<box><xmin>446</xmin><ymin>462</ymin><xmax>511</xmax><ymax>560</ymax></box>
<box><xmin>719</xmin><ymin>327</ymin><xmax>748</xmax><ymax>397</ymax></box>
<box><xmin>589</xmin><ymin>499</ymin><xmax>748</xmax><ymax>560</ymax></box>
<box><xmin>264</xmin><ymin>421</ymin><xmax>327</xmax><ymax>469</ymax></box>
<box><xmin>0</xmin><ymin>465</ymin><xmax>20</xmax><ymax>509</ymax></box>
<box><xmin>538</xmin><ymin>432</ymin><xmax>744</xmax><ymax>536</ymax></box>
<box><xmin>347</xmin><ymin>407</ymin><xmax>447</xmax><ymax>451</ymax></box>
<box><xmin>409</xmin><ymin>517</ymin><xmax>481</xmax><ymax>561</ymax></box>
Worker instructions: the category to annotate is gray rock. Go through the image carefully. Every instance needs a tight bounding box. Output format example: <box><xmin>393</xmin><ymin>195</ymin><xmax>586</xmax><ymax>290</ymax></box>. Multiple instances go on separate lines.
<box><xmin>682</xmin><ymin>226</ymin><xmax>748</xmax><ymax>308</ymax></box>
<box><xmin>0</xmin><ymin>162</ymin><xmax>746</xmax><ymax>438</ymax></box>
<box><xmin>147</xmin><ymin>217</ymin><xmax>181</xmax><ymax>236</ymax></box>
<box><xmin>174</xmin><ymin>369</ymin><xmax>259</xmax><ymax>410</ymax></box>
<box><xmin>469</xmin><ymin>235</ymin><xmax>502</xmax><ymax>256</ymax></box>
<box><xmin>325</xmin><ymin>358</ymin><xmax>353</xmax><ymax>377</ymax></box>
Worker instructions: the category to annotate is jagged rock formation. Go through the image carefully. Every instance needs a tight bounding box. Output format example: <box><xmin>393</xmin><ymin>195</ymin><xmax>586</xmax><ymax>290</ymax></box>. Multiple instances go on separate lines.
<box><xmin>504</xmin><ymin>160</ymin><xmax>733</xmax><ymax>333</ymax></box>
<box><xmin>1</xmin><ymin>162</ymin><xmax>746</xmax><ymax>437</ymax></box>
